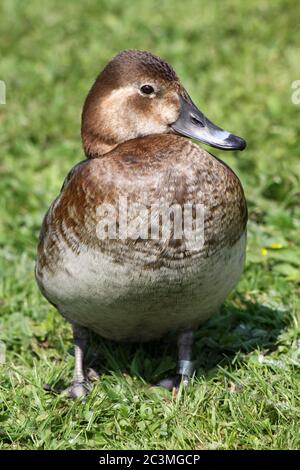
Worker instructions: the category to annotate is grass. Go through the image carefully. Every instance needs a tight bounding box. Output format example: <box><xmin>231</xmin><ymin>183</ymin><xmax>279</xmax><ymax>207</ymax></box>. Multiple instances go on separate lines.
<box><xmin>0</xmin><ymin>0</ymin><xmax>300</xmax><ymax>450</ymax></box>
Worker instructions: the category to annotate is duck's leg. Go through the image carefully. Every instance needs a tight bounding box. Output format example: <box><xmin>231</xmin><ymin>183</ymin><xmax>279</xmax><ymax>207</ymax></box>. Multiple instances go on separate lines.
<box><xmin>66</xmin><ymin>324</ymin><xmax>91</xmax><ymax>398</ymax></box>
<box><xmin>158</xmin><ymin>329</ymin><xmax>195</xmax><ymax>391</ymax></box>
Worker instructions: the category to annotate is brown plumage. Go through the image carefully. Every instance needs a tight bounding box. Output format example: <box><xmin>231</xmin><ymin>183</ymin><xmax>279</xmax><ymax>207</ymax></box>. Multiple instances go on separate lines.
<box><xmin>36</xmin><ymin>50</ymin><xmax>247</xmax><ymax>397</ymax></box>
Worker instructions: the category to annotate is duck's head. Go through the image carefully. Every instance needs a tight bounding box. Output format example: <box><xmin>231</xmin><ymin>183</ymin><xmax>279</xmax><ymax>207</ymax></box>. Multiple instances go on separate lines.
<box><xmin>82</xmin><ymin>50</ymin><xmax>246</xmax><ymax>157</ymax></box>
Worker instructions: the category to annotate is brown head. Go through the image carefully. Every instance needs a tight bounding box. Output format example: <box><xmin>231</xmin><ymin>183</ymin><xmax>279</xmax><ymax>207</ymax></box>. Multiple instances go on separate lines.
<box><xmin>82</xmin><ymin>49</ymin><xmax>246</xmax><ymax>157</ymax></box>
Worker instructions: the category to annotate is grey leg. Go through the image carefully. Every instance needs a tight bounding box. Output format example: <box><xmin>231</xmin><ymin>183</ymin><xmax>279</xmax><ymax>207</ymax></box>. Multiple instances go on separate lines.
<box><xmin>176</xmin><ymin>329</ymin><xmax>194</xmax><ymax>386</ymax></box>
<box><xmin>158</xmin><ymin>329</ymin><xmax>195</xmax><ymax>391</ymax></box>
<box><xmin>66</xmin><ymin>324</ymin><xmax>91</xmax><ymax>398</ymax></box>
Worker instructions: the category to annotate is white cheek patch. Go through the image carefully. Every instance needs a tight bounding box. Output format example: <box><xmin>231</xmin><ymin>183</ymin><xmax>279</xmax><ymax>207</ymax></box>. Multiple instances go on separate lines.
<box><xmin>136</xmin><ymin>119</ymin><xmax>168</xmax><ymax>135</ymax></box>
<box><xmin>105</xmin><ymin>85</ymin><xmax>136</xmax><ymax>101</ymax></box>
<box><xmin>157</xmin><ymin>100</ymin><xmax>178</xmax><ymax>124</ymax></box>
<box><xmin>100</xmin><ymin>86</ymin><xmax>137</xmax><ymax>121</ymax></box>
<box><xmin>100</xmin><ymin>86</ymin><xmax>137</xmax><ymax>141</ymax></box>
<box><xmin>100</xmin><ymin>86</ymin><xmax>178</xmax><ymax>139</ymax></box>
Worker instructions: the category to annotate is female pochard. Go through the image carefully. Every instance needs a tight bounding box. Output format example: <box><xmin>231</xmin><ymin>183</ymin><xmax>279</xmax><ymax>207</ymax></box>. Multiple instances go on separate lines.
<box><xmin>36</xmin><ymin>50</ymin><xmax>247</xmax><ymax>397</ymax></box>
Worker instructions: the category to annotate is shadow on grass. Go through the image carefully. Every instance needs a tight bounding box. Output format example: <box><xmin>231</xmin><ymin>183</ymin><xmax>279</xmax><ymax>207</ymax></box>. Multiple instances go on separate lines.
<box><xmin>74</xmin><ymin>294</ymin><xmax>290</xmax><ymax>386</ymax></box>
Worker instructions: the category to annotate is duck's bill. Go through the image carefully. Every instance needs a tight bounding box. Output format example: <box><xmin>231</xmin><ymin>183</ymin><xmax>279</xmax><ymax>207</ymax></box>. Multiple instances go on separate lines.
<box><xmin>171</xmin><ymin>95</ymin><xmax>246</xmax><ymax>151</ymax></box>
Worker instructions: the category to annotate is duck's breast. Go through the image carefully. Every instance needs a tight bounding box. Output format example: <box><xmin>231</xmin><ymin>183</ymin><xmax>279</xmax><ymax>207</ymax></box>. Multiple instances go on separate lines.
<box><xmin>36</xmin><ymin>135</ymin><xmax>247</xmax><ymax>341</ymax></box>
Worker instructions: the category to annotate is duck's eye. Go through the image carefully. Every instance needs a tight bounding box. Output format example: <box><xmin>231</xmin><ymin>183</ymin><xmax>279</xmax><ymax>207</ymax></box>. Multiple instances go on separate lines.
<box><xmin>140</xmin><ymin>85</ymin><xmax>154</xmax><ymax>95</ymax></box>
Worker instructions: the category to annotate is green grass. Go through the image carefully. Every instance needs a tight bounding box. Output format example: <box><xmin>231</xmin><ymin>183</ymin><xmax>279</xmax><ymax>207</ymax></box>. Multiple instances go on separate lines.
<box><xmin>0</xmin><ymin>0</ymin><xmax>300</xmax><ymax>450</ymax></box>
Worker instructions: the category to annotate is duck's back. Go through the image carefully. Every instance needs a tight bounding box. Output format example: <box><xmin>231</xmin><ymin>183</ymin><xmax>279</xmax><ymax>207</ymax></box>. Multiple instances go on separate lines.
<box><xmin>36</xmin><ymin>134</ymin><xmax>247</xmax><ymax>342</ymax></box>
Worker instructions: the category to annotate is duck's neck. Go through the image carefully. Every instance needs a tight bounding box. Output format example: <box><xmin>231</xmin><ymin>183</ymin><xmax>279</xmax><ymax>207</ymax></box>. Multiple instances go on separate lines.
<box><xmin>81</xmin><ymin>87</ymin><xmax>121</xmax><ymax>158</ymax></box>
<box><xmin>81</xmin><ymin>129</ymin><xmax>119</xmax><ymax>158</ymax></box>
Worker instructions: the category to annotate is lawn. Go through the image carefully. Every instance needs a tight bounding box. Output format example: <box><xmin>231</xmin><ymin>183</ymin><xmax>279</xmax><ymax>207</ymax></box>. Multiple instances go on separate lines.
<box><xmin>0</xmin><ymin>0</ymin><xmax>299</xmax><ymax>450</ymax></box>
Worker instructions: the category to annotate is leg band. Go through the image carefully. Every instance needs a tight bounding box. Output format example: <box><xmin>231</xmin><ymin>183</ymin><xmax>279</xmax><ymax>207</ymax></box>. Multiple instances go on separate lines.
<box><xmin>177</xmin><ymin>360</ymin><xmax>194</xmax><ymax>376</ymax></box>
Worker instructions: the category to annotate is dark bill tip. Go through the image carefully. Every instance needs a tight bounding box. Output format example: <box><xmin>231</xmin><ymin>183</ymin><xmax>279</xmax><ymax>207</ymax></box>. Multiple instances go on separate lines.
<box><xmin>171</xmin><ymin>94</ymin><xmax>247</xmax><ymax>152</ymax></box>
<box><xmin>223</xmin><ymin>134</ymin><xmax>247</xmax><ymax>151</ymax></box>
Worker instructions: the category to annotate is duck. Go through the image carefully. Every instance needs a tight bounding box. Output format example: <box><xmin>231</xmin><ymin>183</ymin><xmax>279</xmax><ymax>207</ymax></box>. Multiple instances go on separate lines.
<box><xmin>35</xmin><ymin>50</ymin><xmax>247</xmax><ymax>398</ymax></box>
